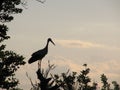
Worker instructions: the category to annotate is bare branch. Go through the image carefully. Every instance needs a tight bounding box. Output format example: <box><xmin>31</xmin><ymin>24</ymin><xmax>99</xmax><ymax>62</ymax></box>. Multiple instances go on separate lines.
<box><xmin>21</xmin><ymin>0</ymin><xmax>28</xmax><ymax>9</ymax></box>
<box><xmin>26</xmin><ymin>72</ymin><xmax>36</xmax><ymax>88</ymax></box>
<box><xmin>44</xmin><ymin>60</ymin><xmax>56</xmax><ymax>78</ymax></box>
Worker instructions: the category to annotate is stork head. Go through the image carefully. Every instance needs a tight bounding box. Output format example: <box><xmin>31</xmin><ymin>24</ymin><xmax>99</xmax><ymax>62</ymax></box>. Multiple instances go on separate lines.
<box><xmin>48</xmin><ymin>38</ymin><xmax>55</xmax><ymax>45</ymax></box>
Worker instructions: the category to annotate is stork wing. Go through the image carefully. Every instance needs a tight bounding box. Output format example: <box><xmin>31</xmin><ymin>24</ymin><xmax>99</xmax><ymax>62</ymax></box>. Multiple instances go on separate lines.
<box><xmin>28</xmin><ymin>49</ymin><xmax>47</xmax><ymax>64</ymax></box>
<box><xmin>32</xmin><ymin>48</ymin><xmax>47</xmax><ymax>57</ymax></box>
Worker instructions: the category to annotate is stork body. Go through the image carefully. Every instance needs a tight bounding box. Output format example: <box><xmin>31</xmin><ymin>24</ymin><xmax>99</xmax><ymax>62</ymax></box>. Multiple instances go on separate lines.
<box><xmin>28</xmin><ymin>38</ymin><xmax>55</xmax><ymax>65</ymax></box>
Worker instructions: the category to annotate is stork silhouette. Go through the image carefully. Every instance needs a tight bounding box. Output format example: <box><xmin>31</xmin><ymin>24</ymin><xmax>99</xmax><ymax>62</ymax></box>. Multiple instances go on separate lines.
<box><xmin>28</xmin><ymin>38</ymin><xmax>55</xmax><ymax>69</ymax></box>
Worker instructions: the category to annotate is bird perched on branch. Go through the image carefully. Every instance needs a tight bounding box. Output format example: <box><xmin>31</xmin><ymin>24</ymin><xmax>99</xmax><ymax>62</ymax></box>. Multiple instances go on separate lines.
<box><xmin>28</xmin><ymin>38</ymin><xmax>55</xmax><ymax>68</ymax></box>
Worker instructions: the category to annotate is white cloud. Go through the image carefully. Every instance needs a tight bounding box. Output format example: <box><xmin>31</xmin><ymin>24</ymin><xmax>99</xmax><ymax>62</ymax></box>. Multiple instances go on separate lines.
<box><xmin>49</xmin><ymin>56</ymin><xmax>82</xmax><ymax>72</ymax></box>
<box><xmin>55</xmin><ymin>39</ymin><xmax>120</xmax><ymax>50</ymax></box>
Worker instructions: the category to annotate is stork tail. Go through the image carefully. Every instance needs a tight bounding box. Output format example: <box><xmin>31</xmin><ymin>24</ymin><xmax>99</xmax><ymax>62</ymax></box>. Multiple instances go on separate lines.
<box><xmin>28</xmin><ymin>56</ymin><xmax>38</xmax><ymax>64</ymax></box>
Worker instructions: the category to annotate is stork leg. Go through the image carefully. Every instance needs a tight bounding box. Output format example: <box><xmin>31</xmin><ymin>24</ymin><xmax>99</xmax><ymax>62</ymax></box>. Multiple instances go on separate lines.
<box><xmin>38</xmin><ymin>60</ymin><xmax>41</xmax><ymax>71</ymax></box>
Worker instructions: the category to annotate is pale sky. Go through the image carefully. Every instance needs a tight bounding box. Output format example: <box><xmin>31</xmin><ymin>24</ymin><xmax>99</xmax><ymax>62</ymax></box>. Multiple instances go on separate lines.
<box><xmin>5</xmin><ymin>0</ymin><xmax>120</xmax><ymax>89</ymax></box>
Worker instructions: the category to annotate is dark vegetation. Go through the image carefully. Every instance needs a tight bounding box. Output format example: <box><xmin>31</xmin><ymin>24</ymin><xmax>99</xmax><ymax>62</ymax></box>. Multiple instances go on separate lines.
<box><xmin>28</xmin><ymin>62</ymin><xmax>120</xmax><ymax>90</ymax></box>
<box><xmin>0</xmin><ymin>0</ymin><xmax>26</xmax><ymax>89</ymax></box>
<box><xmin>0</xmin><ymin>0</ymin><xmax>119</xmax><ymax>90</ymax></box>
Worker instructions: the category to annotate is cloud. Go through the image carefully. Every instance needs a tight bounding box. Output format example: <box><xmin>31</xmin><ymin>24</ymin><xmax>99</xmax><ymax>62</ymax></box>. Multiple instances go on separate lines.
<box><xmin>85</xmin><ymin>59</ymin><xmax>120</xmax><ymax>84</ymax></box>
<box><xmin>55</xmin><ymin>39</ymin><xmax>120</xmax><ymax>50</ymax></box>
<box><xmin>49</xmin><ymin>56</ymin><xmax>82</xmax><ymax>72</ymax></box>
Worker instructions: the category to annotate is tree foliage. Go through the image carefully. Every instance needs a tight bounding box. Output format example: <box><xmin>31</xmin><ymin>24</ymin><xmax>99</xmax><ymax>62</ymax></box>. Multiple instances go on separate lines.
<box><xmin>101</xmin><ymin>74</ymin><xmax>110</xmax><ymax>90</ymax></box>
<box><xmin>112</xmin><ymin>81</ymin><xmax>120</xmax><ymax>90</ymax></box>
<box><xmin>0</xmin><ymin>0</ymin><xmax>26</xmax><ymax>89</ymax></box>
<box><xmin>28</xmin><ymin>62</ymin><xmax>120</xmax><ymax>90</ymax></box>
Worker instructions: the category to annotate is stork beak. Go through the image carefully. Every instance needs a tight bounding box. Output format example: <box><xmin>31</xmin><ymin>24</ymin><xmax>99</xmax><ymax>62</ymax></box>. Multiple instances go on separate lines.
<box><xmin>51</xmin><ymin>40</ymin><xmax>55</xmax><ymax>46</ymax></box>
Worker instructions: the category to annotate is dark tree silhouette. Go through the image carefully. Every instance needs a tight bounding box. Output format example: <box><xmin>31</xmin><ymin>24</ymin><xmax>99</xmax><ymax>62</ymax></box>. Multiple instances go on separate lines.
<box><xmin>0</xmin><ymin>0</ymin><xmax>45</xmax><ymax>89</ymax></box>
<box><xmin>112</xmin><ymin>81</ymin><xmax>120</xmax><ymax>90</ymax></box>
<box><xmin>101</xmin><ymin>74</ymin><xmax>110</xmax><ymax>90</ymax></box>
<box><xmin>0</xmin><ymin>0</ymin><xmax>26</xmax><ymax>89</ymax></box>
<box><xmin>77</xmin><ymin>64</ymin><xmax>91</xmax><ymax>90</ymax></box>
<box><xmin>28</xmin><ymin>61</ymin><xmax>120</xmax><ymax>90</ymax></box>
<box><xmin>27</xmin><ymin>61</ymin><xmax>60</xmax><ymax>90</ymax></box>
<box><xmin>51</xmin><ymin>64</ymin><xmax>98</xmax><ymax>90</ymax></box>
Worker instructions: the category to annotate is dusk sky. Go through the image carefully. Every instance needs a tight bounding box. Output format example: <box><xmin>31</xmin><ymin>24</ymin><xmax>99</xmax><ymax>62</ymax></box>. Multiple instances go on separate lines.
<box><xmin>5</xmin><ymin>0</ymin><xmax>120</xmax><ymax>89</ymax></box>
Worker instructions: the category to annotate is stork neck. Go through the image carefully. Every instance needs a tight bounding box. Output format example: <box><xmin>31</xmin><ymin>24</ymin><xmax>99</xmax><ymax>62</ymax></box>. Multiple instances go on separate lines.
<box><xmin>45</xmin><ymin>40</ymin><xmax>49</xmax><ymax>49</ymax></box>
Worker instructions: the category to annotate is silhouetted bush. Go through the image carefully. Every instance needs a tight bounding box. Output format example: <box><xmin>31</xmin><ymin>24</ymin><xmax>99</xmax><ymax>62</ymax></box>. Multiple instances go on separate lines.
<box><xmin>28</xmin><ymin>61</ymin><xmax>120</xmax><ymax>90</ymax></box>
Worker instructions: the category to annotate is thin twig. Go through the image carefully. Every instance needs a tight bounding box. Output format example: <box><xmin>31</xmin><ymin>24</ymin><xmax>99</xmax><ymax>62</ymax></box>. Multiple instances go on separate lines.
<box><xmin>26</xmin><ymin>72</ymin><xmax>35</xmax><ymax>88</ymax></box>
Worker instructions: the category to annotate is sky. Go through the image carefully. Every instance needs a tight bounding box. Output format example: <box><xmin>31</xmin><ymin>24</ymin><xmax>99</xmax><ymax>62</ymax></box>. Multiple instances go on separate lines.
<box><xmin>5</xmin><ymin>0</ymin><xmax>120</xmax><ymax>89</ymax></box>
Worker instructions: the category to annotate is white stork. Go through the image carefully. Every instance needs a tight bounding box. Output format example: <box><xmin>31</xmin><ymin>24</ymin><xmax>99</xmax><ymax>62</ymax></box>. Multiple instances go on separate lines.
<box><xmin>28</xmin><ymin>38</ymin><xmax>55</xmax><ymax>69</ymax></box>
